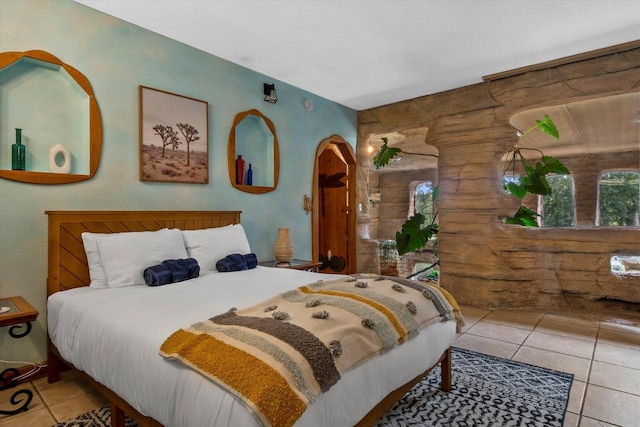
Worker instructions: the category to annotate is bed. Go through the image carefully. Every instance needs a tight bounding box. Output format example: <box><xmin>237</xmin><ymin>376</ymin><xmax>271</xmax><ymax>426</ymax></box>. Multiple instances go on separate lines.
<box><xmin>46</xmin><ymin>210</ymin><xmax>460</xmax><ymax>427</ymax></box>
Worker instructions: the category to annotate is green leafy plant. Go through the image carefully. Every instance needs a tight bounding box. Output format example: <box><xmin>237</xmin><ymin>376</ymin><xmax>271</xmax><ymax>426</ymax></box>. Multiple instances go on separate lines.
<box><xmin>502</xmin><ymin>115</ymin><xmax>569</xmax><ymax>226</ymax></box>
<box><xmin>373</xmin><ymin>137</ymin><xmax>440</xmax><ymax>258</ymax></box>
<box><xmin>373</xmin><ymin>137</ymin><xmax>437</xmax><ymax>170</ymax></box>
<box><xmin>372</xmin><ymin>115</ymin><xmax>567</xmax><ymax>264</ymax></box>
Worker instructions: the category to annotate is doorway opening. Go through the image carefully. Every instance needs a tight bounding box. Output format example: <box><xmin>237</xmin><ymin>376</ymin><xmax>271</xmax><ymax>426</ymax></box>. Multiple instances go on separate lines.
<box><xmin>312</xmin><ymin>135</ymin><xmax>356</xmax><ymax>274</ymax></box>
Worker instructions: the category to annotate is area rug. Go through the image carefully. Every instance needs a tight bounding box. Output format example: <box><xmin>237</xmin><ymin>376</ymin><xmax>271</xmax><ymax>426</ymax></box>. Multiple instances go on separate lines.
<box><xmin>54</xmin><ymin>347</ymin><xmax>573</xmax><ymax>427</ymax></box>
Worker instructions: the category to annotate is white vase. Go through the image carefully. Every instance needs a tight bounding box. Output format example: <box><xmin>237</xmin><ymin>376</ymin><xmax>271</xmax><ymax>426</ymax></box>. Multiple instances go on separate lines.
<box><xmin>274</xmin><ymin>228</ymin><xmax>294</xmax><ymax>262</ymax></box>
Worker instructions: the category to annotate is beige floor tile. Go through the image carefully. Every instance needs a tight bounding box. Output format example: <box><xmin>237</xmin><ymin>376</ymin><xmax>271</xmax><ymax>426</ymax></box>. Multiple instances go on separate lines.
<box><xmin>578</xmin><ymin>416</ymin><xmax>618</xmax><ymax>426</ymax></box>
<box><xmin>0</xmin><ymin>382</ymin><xmax>46</xmax><ymax>423</ymax></box>
<box><xmin>457</xmin><ymin>305</ymin><xmax>490</xmax><ymax>332</ymax></box>
<box><xmin>453</xmin><ymin>333</ymin><xmax>519</xmax><ymax>359</ymax></box>
<box><xmin>465</xmin><ymin>320</ymin><xmax>532</xmax><ymax>344</ymax></box>
<box><xmin>566</xmin><ymin>379</ymin><xmax>586</xmax><ymax>415</ymax></box>
<box><xmin>589</xmin><ymin>360</ymin><xmax>640</xmax><ymax>395</ymax></box>
<box><xmin>542</xmin><ymin>313</ymin><xmax>600</xmax><ymax>329</ymax></box>
<box><xmin>512</xmin><ymin>346</ymin><xmax>591</xmax><ymax>382</ymax></box>
<box><xmin>599</xmin><ymin>319</ymin><xmax>640</xmax><ymax>334</ymax></box>
<box><xmin>535</xmin><ymin>316</ymin><xmax>598</xmax><ymax>341</ymax></box>
<box><xmin>582</xmin><ymin>384</ymin><xmax>640</xmax><ymax>426</ymax></box>
<box><xmin>562</xmin><ymin>411</ymin><xmax>579</xmax><ymax>427</ymax></box>
<box><xmin>33</xmin><ymin>372</ymin><xmax>94</xmax><ymax>407</ymax></box>
<box><xmin>594</xmin><ymin>342</ymin><xmax>640</xmax><ymax>370</ymax></box>
<box><xmin>49</xmin><ymin>391</ymin><xmax>108</xmax><ymax>423</ymax></box>
<box><xmin>597</xmin><ymin>328</ymin><xmax>640</xmax><ymax>351</ymax></box>
<box><xmin>0</xmin><ymin>407</ymin><xmax>55</xmax><ymax>427</ymax></box>
<box><xmin>482</xmin><ymin>308</ymin><xmax>544</xmax><ymax>330</ymax></box>
<box><xmin>523</xmin><ymin>331</ymin><xmax>595</xmax><ymax>359</ymax></box>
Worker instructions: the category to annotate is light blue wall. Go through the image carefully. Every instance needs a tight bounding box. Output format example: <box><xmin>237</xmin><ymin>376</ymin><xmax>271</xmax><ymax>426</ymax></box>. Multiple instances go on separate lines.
<box><xmin>0</xmin><ymin>0</ymin><xmax>356</xmax><ymax>363</ymax></box>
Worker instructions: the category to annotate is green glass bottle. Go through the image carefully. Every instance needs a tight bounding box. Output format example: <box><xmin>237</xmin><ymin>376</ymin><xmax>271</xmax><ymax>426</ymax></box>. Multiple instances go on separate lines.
<box><xmin>11</xmin><ymin>128</ymin><xmax>25</xmax><ymax>170</ymax></box>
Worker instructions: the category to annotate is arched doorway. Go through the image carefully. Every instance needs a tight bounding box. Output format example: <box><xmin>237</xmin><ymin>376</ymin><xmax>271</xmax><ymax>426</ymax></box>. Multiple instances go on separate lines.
<box><xmin>312</xmin><ymin>135</ymin><xmax>356</xmax><ymax>274</ymax></box>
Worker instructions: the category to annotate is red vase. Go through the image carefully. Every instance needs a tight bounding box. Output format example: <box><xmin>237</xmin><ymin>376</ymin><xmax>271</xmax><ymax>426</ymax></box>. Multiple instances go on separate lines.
<box><xmin>236</xmin><ymin>155</ymin><xmax>245</xmax><ymax>185</ymax></box>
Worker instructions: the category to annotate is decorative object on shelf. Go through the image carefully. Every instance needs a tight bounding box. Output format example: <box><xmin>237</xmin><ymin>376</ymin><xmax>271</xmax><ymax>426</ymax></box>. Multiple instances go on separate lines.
<box><xmin>236</xmin><ymin>155</ymin><xmax>245</xmax><ymax>185</ymax></box>
<box><xmin>227</xmin><ymin>109</ymin><xmax>280</xmax><ymax>194</ymax></box>
<box><xmin>11</xmin><ymin>128</ymin><xmax>25</xmax><ymax>171</ymax></box>
<box><xmin>303</xmin><ymin>194</ymin><xmax>312</xmax><ymax>214</ymax></box>
<box><xmin>263</xmin><ymin>83</ymin><xmax>277</xmax><ymax>104</ymax></box>
<box><xmin>49</xmin><ymin>143</ymin><xmax>71</xmax><ymax>173</ymax></box>
<box><xmin>139</xmin><ymin>86</ymin><xmax>209</xmax><ymax>184</ymax></box>
<box><xmin>274</xmin><ymin>227</ymin><xmax>294</xmax><ymax>262</ymax></box>
<box><xmin>0</xmin><ymin>50</ymin><xmax>102</xmax><ymax>184</ymax></box>
<box><xmin>247</xmin><ymin>163</ymin><xmax>253</xmax><ymax>185</ymax></box>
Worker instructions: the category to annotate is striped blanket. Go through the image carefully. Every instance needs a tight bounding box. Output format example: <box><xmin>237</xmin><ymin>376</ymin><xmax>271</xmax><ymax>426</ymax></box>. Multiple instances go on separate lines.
<box><xmin>159</xmin><ymin>275</ymin><xmax>463</xmax><ymax>427</ymax></box>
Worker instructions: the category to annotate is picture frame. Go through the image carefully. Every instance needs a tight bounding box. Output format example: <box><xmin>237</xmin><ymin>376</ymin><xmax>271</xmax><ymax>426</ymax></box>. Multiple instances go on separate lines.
<box><xmin>139</xmin><ymin>86</ymin><xmax>209</xmax><ymax>183</ymax></box>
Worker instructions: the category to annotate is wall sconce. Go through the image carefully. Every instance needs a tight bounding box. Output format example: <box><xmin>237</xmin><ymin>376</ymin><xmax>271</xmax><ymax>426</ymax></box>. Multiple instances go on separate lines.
<box><xmin>263</xmin><ymin>83</ymin><xmax>277</xmax><ymax>104</ymax></box>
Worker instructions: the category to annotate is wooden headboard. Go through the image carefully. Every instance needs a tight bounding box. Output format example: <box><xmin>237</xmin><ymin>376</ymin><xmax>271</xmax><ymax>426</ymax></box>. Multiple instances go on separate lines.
<box><xmin>46</xmin><ymin>210</ymin><xmax>241</xmax><ymax>297</ymax></box>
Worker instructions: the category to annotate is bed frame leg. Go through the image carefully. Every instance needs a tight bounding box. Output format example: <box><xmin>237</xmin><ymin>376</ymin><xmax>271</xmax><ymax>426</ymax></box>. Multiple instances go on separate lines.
<box><xmin>111</xmin><ymin>403</ymin><xmax>125</xmax><ymax>427</ymax></box>
<box><xmin>441</xmin><ymin>347</ymin><xmax>452</xmax><ymax>392</ymax></box>
<box><xmin>47</xmin><ymin>342</ymin><xmax>62</xmax><ymax>383</ymax></box>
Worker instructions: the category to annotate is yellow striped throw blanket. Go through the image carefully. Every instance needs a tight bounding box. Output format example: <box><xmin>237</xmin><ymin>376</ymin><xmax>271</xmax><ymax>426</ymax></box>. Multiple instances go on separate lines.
<box><xmin>160</xmin><ymin>275</ymin><xmax>463</xmax><ymax>427</ymax></box>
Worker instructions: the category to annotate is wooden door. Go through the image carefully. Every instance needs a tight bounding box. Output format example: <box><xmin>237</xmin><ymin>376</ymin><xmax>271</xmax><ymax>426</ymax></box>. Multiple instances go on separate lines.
<box><xmin>312</xmin><ymin>136</ymin><xmax>356</xmax><ymax>274</ymax></box>
<box><xmin>318</xmin><ymin>148</ymin><xmax>348</xmax><ymax>273</ymax></box>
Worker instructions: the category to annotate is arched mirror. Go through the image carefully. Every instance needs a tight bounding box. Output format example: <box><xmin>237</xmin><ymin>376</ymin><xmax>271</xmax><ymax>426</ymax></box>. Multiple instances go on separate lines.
<box><xmin>0</xmin><ymin>50</ymin><xmax>102</xmax><ymax>184</ymax></box>
<box><xmin>227</xmin><ymin>109</ymin><xmax>279</xmax><ymax>194</ymax></box>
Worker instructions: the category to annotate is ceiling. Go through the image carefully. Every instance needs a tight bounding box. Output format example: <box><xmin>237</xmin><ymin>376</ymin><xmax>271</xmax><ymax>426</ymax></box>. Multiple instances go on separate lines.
<box><xmin>73</xmin><ymin>0</ymin><xmax>639</xmax><ymax>173</ymax></box>
<box><xmin>74</xmin><ymin>0</ymin><xmax>640</xmax><ymax>111</ymax></box>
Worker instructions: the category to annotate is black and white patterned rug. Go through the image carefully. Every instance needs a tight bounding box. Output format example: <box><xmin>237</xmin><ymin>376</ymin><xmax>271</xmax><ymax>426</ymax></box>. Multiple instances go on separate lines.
<box><xmin>54</xmin><ymin>347</ymin><xmax>573</xmax><ymax>427</ymax></box>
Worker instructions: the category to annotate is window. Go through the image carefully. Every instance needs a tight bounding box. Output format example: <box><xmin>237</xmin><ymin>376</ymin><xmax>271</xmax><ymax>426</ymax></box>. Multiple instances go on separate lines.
<box><xmin>540</xmin><ymin>174</ymin><xmax>576</xmax><ymax>227</ymax></box>
<box><xmin>611</xmin><ymin>255</ymin><xmax>640</xmax><ymax>276</ymax></box>
<box><xmin>598</xmin><ymin>171</ymin><xmax>640</xmax><ymax>226</ymax></box>
<box><xmin>413</xmin><ymin>181</ymin><xmax>434</xmax><ymax>222</ymax></box>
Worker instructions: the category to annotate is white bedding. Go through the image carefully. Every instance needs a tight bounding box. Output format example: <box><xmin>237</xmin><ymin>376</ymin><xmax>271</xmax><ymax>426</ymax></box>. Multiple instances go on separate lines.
<box><xmin>48</xmin><ymin>267</ymin><xmax>456</xmax><ymax>427</ymax></box>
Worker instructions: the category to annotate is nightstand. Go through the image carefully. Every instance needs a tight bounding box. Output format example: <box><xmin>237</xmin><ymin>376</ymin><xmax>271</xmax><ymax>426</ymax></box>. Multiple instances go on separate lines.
<box><xmin>259</xmin><ymin>259</ymin><xmax>323</xmax><ymax>272</ymax></box>
<box><xmin>0</xmin><ymin>296</ymin><xmax>39</xmax><ymax>416</ymax></box>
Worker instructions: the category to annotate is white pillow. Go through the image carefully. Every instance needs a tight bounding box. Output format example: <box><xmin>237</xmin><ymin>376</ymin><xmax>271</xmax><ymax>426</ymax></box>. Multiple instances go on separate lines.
<box><xmin>182</xmin><ymin>224</ymin><xmax>251</xmax><ymax>272</ymax></box>
<box><xmin>85</xmin><ymin>228</ymin><xmax>188</xmax><ymax>288</ymax></box>
<box><xmin>81</xmin><ymin>232</ymin><xmax>109</xmax><ymax>288</ymax></box>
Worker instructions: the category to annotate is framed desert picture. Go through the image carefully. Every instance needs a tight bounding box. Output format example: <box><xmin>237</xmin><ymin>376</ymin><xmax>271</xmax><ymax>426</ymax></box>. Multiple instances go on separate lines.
<box><xmin>139</xmin><ymin>86</ymin><xmax>209</xmax><ymax>183</ymax></box>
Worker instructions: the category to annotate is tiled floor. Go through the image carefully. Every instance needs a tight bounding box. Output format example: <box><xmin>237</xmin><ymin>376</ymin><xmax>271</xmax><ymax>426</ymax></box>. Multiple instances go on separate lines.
<box><xmin>1</xmin><ymin>305</ymin><xmax>639</xmax><ymax>427</ymax></box>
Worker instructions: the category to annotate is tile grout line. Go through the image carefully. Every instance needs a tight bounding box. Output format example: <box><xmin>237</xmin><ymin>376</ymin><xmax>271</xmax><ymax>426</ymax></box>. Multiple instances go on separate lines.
<box><xmin>508</xmin><ymin>310</ymin><xmax>548</xmax><ymax>360</ymax></box>
<box><xmin>576</xmin><ymin>320</ymin><xmax>602</xmax><ymax>427</ymax></box>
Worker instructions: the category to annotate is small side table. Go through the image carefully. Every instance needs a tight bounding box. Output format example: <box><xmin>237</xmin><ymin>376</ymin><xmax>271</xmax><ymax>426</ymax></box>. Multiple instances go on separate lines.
<box><xmin>259</xmin><ymin>259</ymin><xmax>323</xmax><ymax>273</ymax></box>
<box><xmin>0</xmin><ymin>296</ymin><xmax>39</xmax><ymax>416</ymax></box>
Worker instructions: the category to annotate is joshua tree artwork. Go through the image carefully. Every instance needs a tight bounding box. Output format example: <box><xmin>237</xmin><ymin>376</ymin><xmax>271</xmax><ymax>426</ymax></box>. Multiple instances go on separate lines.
<box><xmin>139</xmin><ymin>86</ymin><xmax>209</xmax><ymax>183</ymax></box>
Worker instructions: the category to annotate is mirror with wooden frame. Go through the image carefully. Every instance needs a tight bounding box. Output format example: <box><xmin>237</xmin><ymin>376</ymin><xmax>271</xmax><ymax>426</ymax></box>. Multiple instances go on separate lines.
<box><xmin>0</xmin><ymin>50</ymin><xmax>102</xmax><ymax>184</ymax></box>
<box><xmin>227</xmin><ymin>109</ymin><xmax>279</xmax><ymax>194</ymax></box>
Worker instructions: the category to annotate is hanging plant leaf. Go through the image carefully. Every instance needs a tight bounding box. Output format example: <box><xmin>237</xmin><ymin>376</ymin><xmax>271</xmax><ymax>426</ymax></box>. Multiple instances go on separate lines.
<box><xmin>538</xmin><ymin>156</ymin><xmax>570</xmax><ymax>175</ymax></box>
<box><xmin>504</xmin><ymin>180</ymin><xmax>527</xmax><ymax>200</ymax></box>
<box><xmin>395</xmin><ymin>213</ymin><xmax>438</xmax><ymax>256</ymax></box>
<box><xmin>373</xmin><ymin>137</ymin><xmax>401</xmax><ymax>169</ymax></box>
<box><xmin>535</xmin><ymin>115</ymin><xmax>559</xmax><ymax>139</ymax></box>
<box><xmin>520</xmin><ymin>156</ymin><xmax>570</xmax><ymax>196</ymax></box>
<box><xmin>504</xmin><ymin>205</ymin><xmax>540</xmax><ymax>227</ymax></box>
